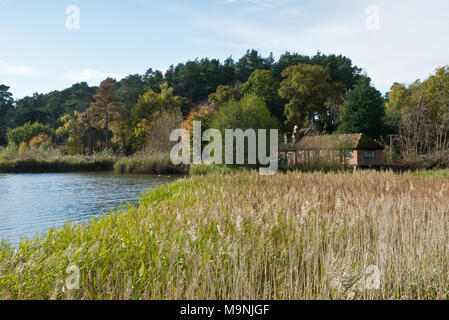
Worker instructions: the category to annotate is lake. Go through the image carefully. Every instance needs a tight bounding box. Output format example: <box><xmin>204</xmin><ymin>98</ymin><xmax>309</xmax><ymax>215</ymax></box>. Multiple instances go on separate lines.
<box><xmin>0</xmin><ymin>172</ymin><xmax>180</xmax><ymax>244</ymax></box>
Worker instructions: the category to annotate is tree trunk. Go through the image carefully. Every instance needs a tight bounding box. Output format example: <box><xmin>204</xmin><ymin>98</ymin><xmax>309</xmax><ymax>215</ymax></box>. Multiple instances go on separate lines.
<box><xmin>105</xmin><ymin>109</ymin><xmax>109</xmax><ymax>150</ymax></box>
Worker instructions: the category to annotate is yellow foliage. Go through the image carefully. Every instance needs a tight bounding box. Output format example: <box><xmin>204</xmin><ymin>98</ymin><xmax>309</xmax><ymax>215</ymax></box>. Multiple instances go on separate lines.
<box><xmin>29</xmin><ymin>134</ymin><xmax>52</xmax><ymax>149</ymax></box>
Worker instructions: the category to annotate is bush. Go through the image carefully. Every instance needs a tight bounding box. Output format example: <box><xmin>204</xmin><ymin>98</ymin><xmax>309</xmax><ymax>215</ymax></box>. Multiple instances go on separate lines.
<box><xmin>7</xmin><ymin>122</ymin><xmax>54</xmax><ymax>146</ymax></box>
<box><xmin>29</xmin><ymin>134</ymin><xmax>52</xmax><ymax>149</ymax></box>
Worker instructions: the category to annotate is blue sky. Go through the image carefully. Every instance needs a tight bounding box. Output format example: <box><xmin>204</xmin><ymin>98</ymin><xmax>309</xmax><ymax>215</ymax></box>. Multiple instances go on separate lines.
<box><xmin>0</xmin><ymin>0</ymin><xmax>448</xmax><ymax>98</ymax></box>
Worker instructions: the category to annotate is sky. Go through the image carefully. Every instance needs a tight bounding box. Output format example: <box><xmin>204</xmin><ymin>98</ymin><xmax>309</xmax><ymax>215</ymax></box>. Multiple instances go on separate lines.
<box><xmin>0</xmin><ymin>0</ymin><xmax>448</xmax><ymax>99</ymax></box>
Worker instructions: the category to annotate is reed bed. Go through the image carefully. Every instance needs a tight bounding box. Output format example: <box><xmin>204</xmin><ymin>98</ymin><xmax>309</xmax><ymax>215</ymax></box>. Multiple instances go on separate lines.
<box><xmin>0</xmin><ymin>158</ymin><xmax>115</xmax><ymax>173</ymax></box>
<box><xmin>1</xmin><ymin>170</ymin><xmax>449</xmax><ymax>299</ymax></box>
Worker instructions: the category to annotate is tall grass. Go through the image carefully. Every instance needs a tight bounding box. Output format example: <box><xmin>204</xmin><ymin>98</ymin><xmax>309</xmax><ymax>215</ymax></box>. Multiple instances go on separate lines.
<box><xmin>281</xmin><ymin>157</ymin><xmax>347</xmax><ymax>173</ymax></box>
<box><xmin>113</xmin><ymin>154</ymin><xmax>186</xmax><ymax>175</ymax></box>
<box><xmin>0</xmin><ymin>144</ymin><xmax>116</xmax><ymax>173</ymax></box>
<box><xmin>189</xmin><ymin>164</ymin><xmax>246</xmax><ymax>175</ymax></box>
<box><xmin>1</xmin><ymin>170</ymin><xmax>449</xmax><ymax>299</ymax></box>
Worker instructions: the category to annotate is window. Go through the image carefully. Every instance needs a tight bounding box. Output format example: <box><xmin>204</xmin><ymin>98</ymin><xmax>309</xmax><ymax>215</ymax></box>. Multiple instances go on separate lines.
<box><xmin>364</xmin><ymin>151</ymin><xmax>376</xmax><ymax>159</ymax></box>
<box><xmin>297</xmin><ymin>151</ymin><xmax>303</xmax><ymax>158</ymax></box>
<box><xmin>346</xmin><ymin>151</ymin><xmax>353</xmax><ymax>159</ymax></box>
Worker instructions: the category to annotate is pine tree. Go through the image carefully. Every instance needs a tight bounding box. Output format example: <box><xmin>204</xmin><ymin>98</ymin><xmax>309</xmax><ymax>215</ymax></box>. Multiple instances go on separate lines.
<box><xmin>338</xmin><ymin>76</ymin><xmax>385</xmax><ymax>138</ymax></box>
<box><xmin>87</xmin><ymin>78</ymin><xmax>124</xmax><ymax>150</ymax></box>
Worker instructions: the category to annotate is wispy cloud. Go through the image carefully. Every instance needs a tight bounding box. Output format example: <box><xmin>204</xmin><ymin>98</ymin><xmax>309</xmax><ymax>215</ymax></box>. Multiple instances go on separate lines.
<box><xmin>203</xmin><ymin>0</ymin><xmax>449</xmax><ymax>92</ymax></box>
<box><xmin>224</xmin><ymin>0</ymin><xmax>275</xmax><ymax>9</ymax></box>
<box><xmin>0</xmin><ymin>60</ymin><xmax>40</xmax><ymax>76</ymax></box>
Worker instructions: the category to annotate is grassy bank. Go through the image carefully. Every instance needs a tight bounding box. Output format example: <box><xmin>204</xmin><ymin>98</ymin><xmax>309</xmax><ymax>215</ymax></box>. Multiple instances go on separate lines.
<box><xmin>0</xmin><ymin>158</ymin><xmax>115</xmax><ymax>173</ymax></box>
<box><xmin>0</xmin><ymin>145</ymin><xmax>116</xmax><ymax>173</ymax></box>
<box><xmin>2</xmin><ymin>170</ymin><xmax>449</xmax><ymax>299</ymax></box>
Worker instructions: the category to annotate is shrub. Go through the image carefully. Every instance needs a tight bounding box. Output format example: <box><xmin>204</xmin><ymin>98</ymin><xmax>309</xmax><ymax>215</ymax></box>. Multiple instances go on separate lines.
<box><xmin>29</xmin><ymin>134</ymin><xmax>52</xmax><ymax>149</ymax></box>
<box><xmin>7</xmin><ymin>122</ymin><xmax>54</xmax><ymax>146</ymax></box>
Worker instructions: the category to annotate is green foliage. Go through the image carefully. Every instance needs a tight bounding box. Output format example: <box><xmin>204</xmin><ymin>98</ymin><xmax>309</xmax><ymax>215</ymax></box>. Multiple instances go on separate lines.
<box><xmin>208</xmin><ymin>84</ymin><xmax>240</xmax><ymax>108</ymax></box>
<box><xmin>274</xmin><ymin>52</ymin><xmax>361</xmax><ymax>90</ymax></box>
<box><xmin>0</xmin><ymin>85</ymin><xmax>13</xmax><ymax>146</ymax></box>
<box><xmin>338</xmin><ymin>76</ymin><xmax>385</xmax><ymax>139</ymax></box>
<box><xmin>279</xmin><ymin>64</ymin><xmax>344</xmax><ymax>131</ymax></box>
<box><xmin>213</xmin><ymin>94</ymin><xmax>279</xmax><ymax>132</ymax></box>
<box><xmin>5</xmin><ymin>50</ymin><xmax>365</xmax><ymax>155</ymax></box>
<box><xmin>56</xmin><ymin>113</ymin><xmax>86</xmax><ymax>155</ymax></box>
<box><xmin>7</xmin><ymin>122</ymin><xmax>54</xmax><ymax>146</ymax></box>
<box><xmin>212</xmin><ymin>94</ymin><xmax>279</xmax><ymax>165</ymax></box>
<box><xmin>117</xmin><ymin>74</ymin><xmax>145</xmax><ymax>115</ymax></box>
<box><xmin>241</xmin><ymin>70</ymin><xmax>284</xmax><ymax>125</ymax></box>
<box><xmin>235</xmin><ymin>49</ymin><xmax>274</xmax><ymax>82</ymax></box>
<box><xmin>131</xmin><ymin>83</ymin><xmax>186</xmax><ymax>126</ymax></box>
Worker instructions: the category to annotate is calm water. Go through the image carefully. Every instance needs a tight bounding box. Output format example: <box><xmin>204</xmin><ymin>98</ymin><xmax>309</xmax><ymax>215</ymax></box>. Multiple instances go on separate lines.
<box><xmin>0</xmin><ymin>172</ymin><xmax>180</xmax><ymax>244</ymax></box>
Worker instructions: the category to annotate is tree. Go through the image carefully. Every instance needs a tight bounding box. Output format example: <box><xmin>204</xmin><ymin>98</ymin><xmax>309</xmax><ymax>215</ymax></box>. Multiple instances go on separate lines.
<box><xmin>45</xmin><ymin>91</ymin><xmax>65</xmax><ymax>131</ymax></box>
<box><xmin>13</xmin><ymin>93</ymin><xmax>49</xmax><ymax>127</ymax></box>
<box><xmin>235</xmin><ymin>50</ymin><xmax>274</xmax><ymax>82</ymax></box>
<box><xmin>131</xmin><ymin>83</ymin><xmax>186</xmax><ymax>125</ymax></box>
<box><xmin>129</xmin><ymin>83</ymin><xmax>187</xmax><ymax>152</ymax></box>
<box><xmin>385</xmin><ymin>82</ymin><xmax>409</xmax><ymax>123</ymax></box>
<box><xmin>213</xmin><ymin>93</ymin><xmax>278</xmax><ymax>130</ymax></box>
<box><xmin>56</xmin><ymin>112</ymin><xmax>86</xmax><ymax>155</ymax></box>
<box><xmin>63</xmin><ymin>82</ymin><xmax>96</xmax><ymax>114</ymax></box>
<box><xmin>182</xmin><ymin>104</ymin><xmax>217</xmax><ymax>151</ymax></box>
<box><xmin>144</xmin><ymin>68</ymin><xmax>164</xmax><ymax>93</ymax></box>
<box><xmin>241</xmin><ymin>70</ymin><xmax>284</xmax><ymax>125</ymax></box>
<box><xmin>279</xmin><ymin>64</ymin><xmax>343</xmax><ymax>131</ymax></box>
<box><xmin>183</xmin><ymin>104</ymin><xmax>217</xmax><ymax>134</ymax></box>
<box><xmin>117</xmin><ymin>74</ymin><xmax>145</xmax><ymax>115</ymax></box>
<box><xmin>0</xmin><ymin>85</ymin><xmax>13</xmax><ymax>146</ymax></box>
<box><xmin>212</xmin><ymin>94</ymin><xmax>279</xmax><ymax>165</ymax></box>
<box><xmin>87</xmin><ymin>78</ymin><xmax>125</xmax><ymax>150</ymax></box>
<box><xmin>208</xmin><ymin>84</ymin><xmax>241</xmax><ymax>108</ymax></box>
<box><xmin>338</xmin><ymin>76</ymin><xmax>385</xmax><ymax>139</ymax></box>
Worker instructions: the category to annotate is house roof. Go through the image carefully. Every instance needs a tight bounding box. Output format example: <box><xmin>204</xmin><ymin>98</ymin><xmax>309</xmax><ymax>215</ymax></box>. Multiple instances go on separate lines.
<box><xmin>280</xmin><ymin>133</ymin><xmax>384</xmax><ymax>151</ymax></box>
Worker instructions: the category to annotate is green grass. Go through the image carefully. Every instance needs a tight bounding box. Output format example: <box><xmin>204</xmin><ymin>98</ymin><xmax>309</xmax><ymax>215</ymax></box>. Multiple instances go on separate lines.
<box><xmin>113</xmin><ymin>155</ymin><xmax>186</xmax><ymax>175</ymax></box>
<box><xmin>409</xmin><ymin>169</ymin><xmax>449</xmax><ymax>178</ymax></box>
<box><xmin>189</xmin><ymin>164</ymin><xmax>245</xmax><ymax>175</ymax></box>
